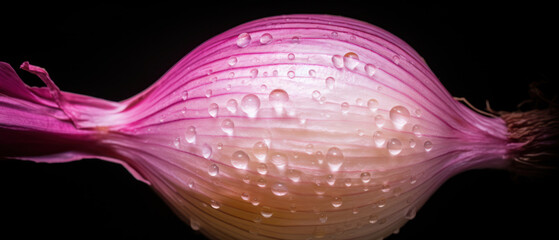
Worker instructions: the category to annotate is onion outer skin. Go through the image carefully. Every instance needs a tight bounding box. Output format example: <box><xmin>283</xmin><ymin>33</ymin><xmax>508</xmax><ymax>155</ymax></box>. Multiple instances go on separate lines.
<box><xmin>1</xmin><ymin>14</ymin><xmax>539</xmax><ymax>240</ymax></box>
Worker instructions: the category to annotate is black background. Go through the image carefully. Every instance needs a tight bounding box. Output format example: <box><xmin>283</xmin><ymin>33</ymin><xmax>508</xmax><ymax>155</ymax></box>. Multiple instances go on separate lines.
<box><xmin>1</xmin><ymin>1</ymin><xmax>558</xmax><ymax>239</ymax></box>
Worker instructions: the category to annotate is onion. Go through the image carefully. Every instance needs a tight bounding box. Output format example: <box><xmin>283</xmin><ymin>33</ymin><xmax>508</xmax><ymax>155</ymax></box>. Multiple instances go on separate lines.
<box><xmin>1</xmin><ymin>14</ymin><xmax>557</xmax><ymax>240</ymax></box>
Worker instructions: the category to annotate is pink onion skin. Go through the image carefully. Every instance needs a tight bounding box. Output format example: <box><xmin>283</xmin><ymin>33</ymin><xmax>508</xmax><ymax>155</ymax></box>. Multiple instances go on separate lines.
<box><xmin>0</xmin><ymin>13</ymin><xmax>549</xmax><ymax>239</ymax></box>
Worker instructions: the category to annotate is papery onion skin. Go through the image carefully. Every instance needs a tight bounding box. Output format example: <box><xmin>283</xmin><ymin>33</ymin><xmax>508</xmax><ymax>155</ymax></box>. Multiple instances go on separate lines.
<box><xmin>0</xmin><ymin>14</ymin><xmax>557</xmax><ymax>240</ymax></box>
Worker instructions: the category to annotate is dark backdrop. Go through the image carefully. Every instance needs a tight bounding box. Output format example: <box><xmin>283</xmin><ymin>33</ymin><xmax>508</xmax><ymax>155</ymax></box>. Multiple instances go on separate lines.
<box><xmin>1</xmin><ymin>1</ymin><xmax>557</xmax><ymax>239</ymax></box>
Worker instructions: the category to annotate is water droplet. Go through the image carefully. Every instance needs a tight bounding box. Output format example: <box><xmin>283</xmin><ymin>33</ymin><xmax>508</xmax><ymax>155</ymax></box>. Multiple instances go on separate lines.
<box><xmin>205</xmin><ymin>89</ymin><xmax>212</xmax><ymax>98</ymax></box>
<box><xmin>331</xmin><ymin>197</ymin><xmax>343</xmax><ymax>208</ymax></box>
<box><xmin>251</xmin><ymin>196</ymin><xmax>260</xmax><ymax>206</ymax></box>
<box><xmin>185</xmin><ymin>126</ymin><xmax>196</xmax><ymax>144</ymax></box>
<box><xmin>331</xmin><ymin>55</ymin><xmax>344</xmax><ymax>68</ymax></box>
<box><xmin>424</xmin><ymin>141</ymin><xmax>433</xmax><ymax>152</ymax></box>
<box><xmin>228</xmin><ymin>72</ymin><xmax>235</xmax><ymax>78</ymax></box>
<box><xmin>344</xmin><ymin>178</ymin><xmax>352</xmax><ymax>187</ymax></box>
<box><xmin>287</xmin><ymin>169</ymin><xmax>302</xmax><ymax>182</ymax></box>
<box><xmin>373</xmin><ymin>131</ymin><xmax>385</xmax><ymax>147</ymax></box>
<box><xmin>410</xmin><ymin>176</ymin><xmax>417</xmax><ymax>184</ymax></box>
<box><xmin>376</xmin><ymin>199</ymin><xmax>386</xmax><ymax>208</ymax></box>
<box><xmin>367</xmin><ymin>99</ymin><xmax>379</xmax><ymax>112</ymax></box>
<box><xmin>260</xmin><ymin>206</ymin><xmax>273</xmax><ymax>218</ymax></box>
<box><xmin>387</xmin><ymin>138</ymin><xmax>403</xmax><ymax>155</ymax></box>
<box><xmin>181</xmin><ymin>90</ymin><xmax>188</xmax><ymax>100</ymax></box>
<box><xmin>263</xmin><ymin>130</ymin><xmax>272</xmax><ymax>146</ymax></box>
<box><xmin>202</xmin><ymin>144</ymin><xmax>212</xmax><ymax>159</ymax></box>
<box><xmin>405</xmin><ymin>206</ymin><xmax>417</xmax><ymax>220</ymax></box>
<box><xmin>190</xmin><ymin>218</ymin><xmax>201</xmax><ymax>230</ymax></box>
<box><xmin>270</xmin><ymin>153</ymin><xmax>287</xmax><ymax>168</ymax></box>
<box><xmin>415</xmin><ymin>108</ymin><xmax>422</xmax><ymax>117</ymax></box>
<box><xmin>331</xmin><ymin>31</ymin><xmax>338</xmax><ymax>38</ymax></box>
<box><xmin>381</xmin><ymin>183</ymin><xmax>391</xmax><ymax>193</ymax></box>
<box><xmin>287</xmin><ymin>71</ymin><xmax>295</xmax><ymax>79</ymax></box>
<box><xmin>259</xmin><ymin>33</ymin><xmax>273</xmax><ymax>45</ymax></box>
<box><xmin>412</xmin><ymin>125</ymin><xmax>421</xmax><ymax>137</ymax></box>
<box><xmin>326</xmin><ymin>174</ymin><xmax>336</xmax><ymax>186</ymax></box>
<box><xmin>210</xmin><ymin>199</ymin><xmax>221</xmax><ymax>209</ymax></box>
<box><xmin>250</xmin><ymin>142</ymin><xmax>268</xmax><ymax>162</ymax></box>
<box><xmin>241</xmin><ymin>94</ymin><xmax>261</xmax><ymax>118</ymax></box>
<box><xmin>314</xmin><ymin>182</ymin><xmax>326</xmax><ymax>195</ymax></box>
<box><xmin>325</xmin><ymin>77</ymin><xmax>335</xmax><ymax>90</ymax></box>
<box><xmin>356</xmin><ymin>98</ymin><xmax>363</xmax><ymax>106</ymax></box>
<box><xmin>315</xmin><ymin>151</ymin><xmax>324</xmax><ymax>164</ymax></box>
<box><xmin>365</xmin><ymin>64</ymin><xmax>378</xmax><ymax>77</ymax></box>
<box><xmin>257</xmin><ymin>163</ymin><xmax>268</xmax><ymax>175</ymax></box>
<box><xmin>393</xmin><ymin>55</ymin><xmax>400</xmax><ymax>64</ymax></box>
<box><xmin>357</xmin><ymin>129</ymin><xmax>365</xmax><ymax>136</ymax></box>
<box><xmin>269</xmin><ymin>89</ymin><xmax>289</xmax><ymax>114</ymax></box>
<box><xmin>352</xmin><ymin>208</ymin><xmax>359</xmax><ymax>214</ymax></box>
<box><xmin>308</xmin><ymin>69</ymin><xmax>316</xmax><ymax>77</ymax></box>
<box><xmin>208</xmin><ymin>103</ymin><xmax>219</xmax><ymax>118</ymax></box>
<box><xmin>409</xmin><ymin>138</ymin><xmax>417</xmax><ymax>148</ymax></box>
<box><xmin>271</xmin><ymin>182</ymin><xmax>288</xmax><ymax>196</ymax></box>
<box><xmin>291</xmin><ymin>36</ymin><xmax>300</xmax><ymax>43</ymax></box>
<box><xmin>318</xmin><ymin>213</ymin><xmax>328</xmax><ymax>223</ymax></box>
<box><xmin>260</xmin><ymin>84</ymin><xmax>267</xmax><ymax>91</ymax></box>
<box><xmin>343</xmin><ymin>52</ymin><xmax>359</xmax><ymax>70</ymax></box>
<box><xmin>236</xmin><ymin>32</ymin><xmax>251</xmax><ymax>48</ymax></box>
<box><xmin>242</xmin><ymin>175</ymin><xmax>251</xmax><ymax>184</ymax></box>
<box><xmin>312</xmin><ymin>90</ymin><xmax>321</xmax><ymax>100</ymax></box>
<box><xmin>287</xmin><ymin>53</ymin><xmax>295</xmax><ymax>60</ymax></box>
<box><xmin>305</xmin><ymin>143</ymin><xmax>314</xmax><ymax>154</ymax></box>
<box><xmin>221</xmin><ymin>119</ymin><xmax>235</xmax><ymax>135</ymax></box>
<box><xmin>250</xmin><ymin>68</ymin><xmax>258</xmax><ymax>78</ymax></box>
<box><xmin>341</xmin><ymin>102</ymin><xmax>350</xmax><ymax>114</ymax></box>
<box><xmin>231</xmin><ymin>150</ymin><xmax>250</xmax><ymax>169</ymax></box>
<box><xmin>390</xmin><ymin>106</ymin><xmax>410</xmax><ymax>129</ymax></box>
<box><xmin>226</xmin><ymin>99</ymin><xmax>238</xmax><ymax>113</ymax></box>
<box><xmin>360</xmin><ymin>172</ymin><xmax>371</xmax><ymax>183</ymax></box>
<box><xmin>188</xmin><ymin>180</ymin><xmax>195</xmax><ymax>189</ymax></box>
<box><xmin>326</xmin><ymin>147</ymin><xmax>344</xmax><ymax>172</ymax></box>
<box><xmin>208</xmin><ymin>163</ymin><xmax>219</xmax><ymax>176</ymax></box>
<box><xmin>241</xmin><ymin>192</ymin><xmax>250</xmax><ymax>201</ymax></box>
<box><xmin>173</xmin><ymin>137</ymin><xmax>181</xmax><ymax>149</ymax></box>
<box><xmin>226</xmin><ymin>84</ymin><xmax>232</xmax><ymax>90</ymax></box>
<box><xmin>375</xmin><ymin>115</ymin><xmax>385</xmax><ymax>127</ymax></box>
<box><xmin>228</xmin><ymin>56</ymin><xmax>238</xmax><ymax>66</ymax></box>
<box><xmin>289</xmin><ymin>204</ymin><xmax>297</xmax><ymax>213</ymax></box>
<box><xmin>368</xmin><ymin>215</ymin><xmax>379</xmax><ymax>224</ymax></box>
<box><xmin>257</xmin><ymin>178</ymin><xmax>267</xmax><ymax>187</ymax></box>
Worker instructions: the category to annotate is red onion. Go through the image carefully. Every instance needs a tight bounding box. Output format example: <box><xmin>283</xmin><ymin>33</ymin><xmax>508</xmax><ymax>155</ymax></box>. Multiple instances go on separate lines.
<box><xmin>1</xmin><ymin>14</ymin><xmax>557</xmax><ymax>240</ymax></box>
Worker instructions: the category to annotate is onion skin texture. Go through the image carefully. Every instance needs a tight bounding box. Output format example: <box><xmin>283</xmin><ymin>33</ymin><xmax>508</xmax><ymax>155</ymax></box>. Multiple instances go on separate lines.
<box><xmin>0</xmin><ymin>14</ymin><xmax>523</xmax><ymax>240</ymax></box>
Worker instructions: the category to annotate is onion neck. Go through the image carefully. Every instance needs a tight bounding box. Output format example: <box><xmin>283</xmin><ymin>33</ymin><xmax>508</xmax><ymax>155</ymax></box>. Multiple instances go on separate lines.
<box><xmin>0</xmin><ymin>62</ymin><xmax>117</xmax><ymax>162</ymax></box>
